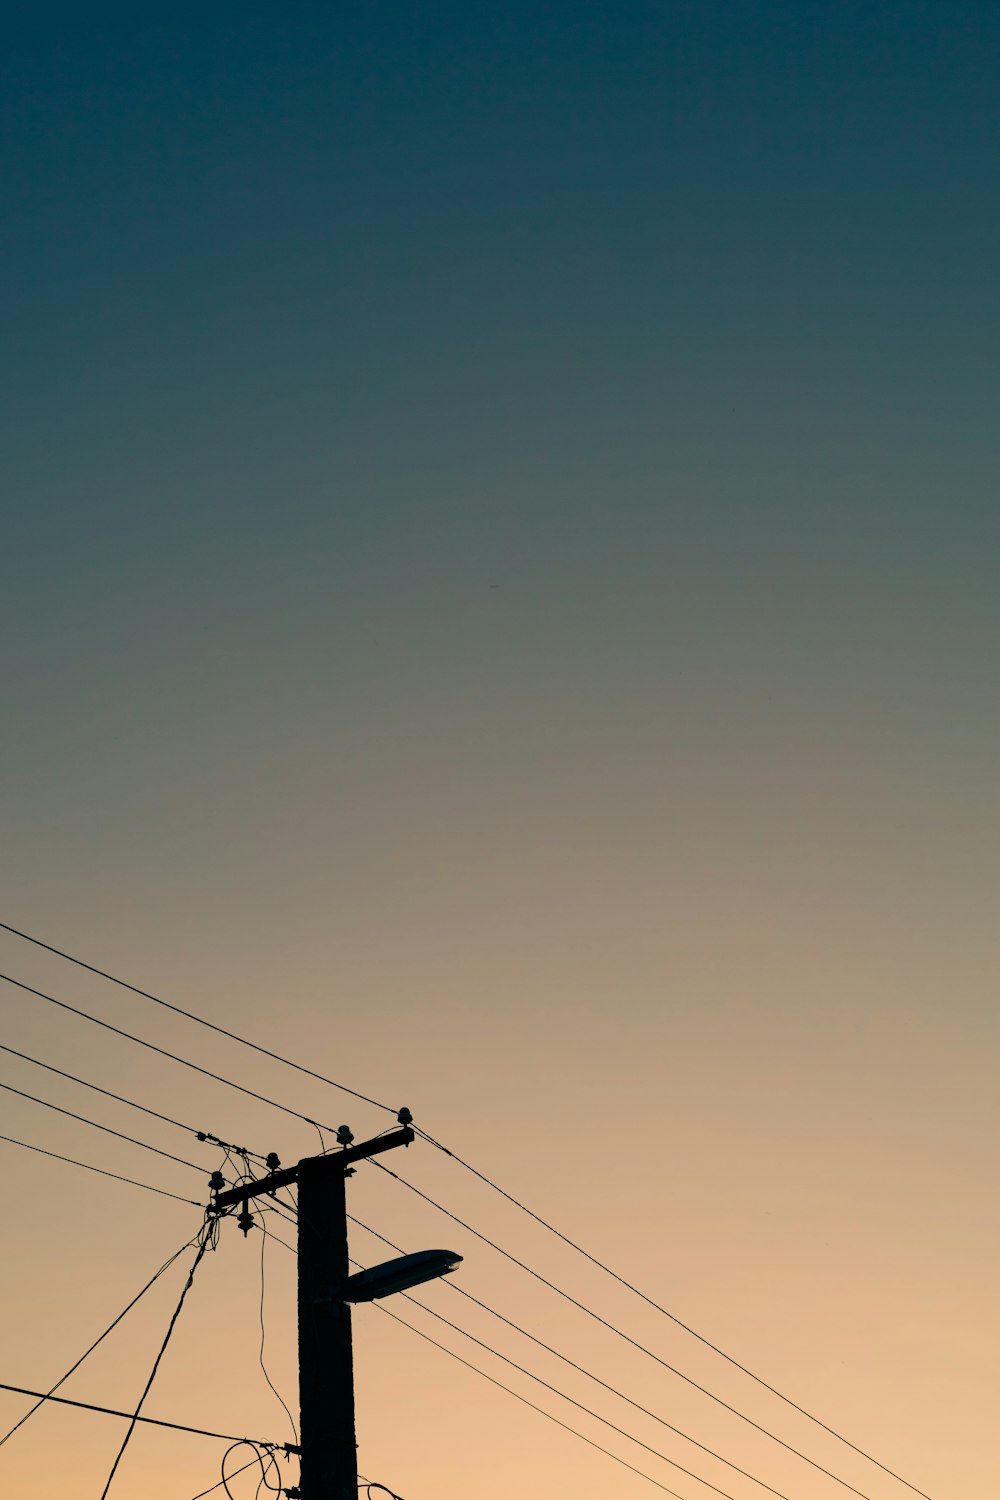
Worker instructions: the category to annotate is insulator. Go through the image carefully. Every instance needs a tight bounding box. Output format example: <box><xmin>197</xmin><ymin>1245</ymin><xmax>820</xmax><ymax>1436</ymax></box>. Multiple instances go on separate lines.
<box><xmin>265</xmin><ymin>1152</ymin><xmax>281</xmax><ymax>1171</ymax></box>
<box><xmin>397</xmin><ymin>1106</ymin><xmax>413</xmax><ymax>1126</ymax></box>
<box><xmin>336</xmin><ymin>1125</ymin><xmax>354</xmax><ymax>1146</ymax></box>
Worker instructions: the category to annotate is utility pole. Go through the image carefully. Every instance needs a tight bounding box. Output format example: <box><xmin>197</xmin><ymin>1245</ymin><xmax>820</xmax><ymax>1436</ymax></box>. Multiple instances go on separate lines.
<box><xmin>212</xmin><ymin>1125</ymin><xmax>416</xmax><ymax>1500</ymax></box>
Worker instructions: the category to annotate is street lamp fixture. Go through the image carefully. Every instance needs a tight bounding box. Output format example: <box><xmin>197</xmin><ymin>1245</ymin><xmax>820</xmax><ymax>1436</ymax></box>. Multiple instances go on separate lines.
<box><xmin>343</xmin><ymin>1249</ymin><xmax>462</xmax><ymax>1303</ymax></box>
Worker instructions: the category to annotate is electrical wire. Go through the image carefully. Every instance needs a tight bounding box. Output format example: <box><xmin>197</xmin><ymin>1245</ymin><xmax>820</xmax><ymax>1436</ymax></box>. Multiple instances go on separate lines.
<box><xmin>413</xmin><ymin>1125</ymin><xmax>936</xmax><ymax>1500</ymax></box>
<box><xmin>0</xmin><ymin>921</ymin><xmax>393</xmax><ymax>1115</ymax></box>
<box><xmin>0</xmin><ymin>1041</ymin><xmax>267</xmax><ymax>1164</ymax></box>
<box><xmin>98</xmin><ymin>1219</ymin><xmax>215</xmax><ymax>1498</ymax></box>
<box><xmin>0</xmin><ymin>971</ymin><xmax>339</xmax><ymax>1141</ymax></box>
<box><xmin>189</xmin><ymin>1454</ymin><xmax>262</xmax><ymax>1499</ymax></box>
<box><xmin>0</xmin><ymin>1078</ymin><xmax>208</xmax><ymax>1174</ymax></box>
<box><xmin>0</xmin><ymin>1221</ymin><xmax>206</xmax><ymax>1447</ymax></box>
<box><xmin>258</xmin><ymin>1221</ymin><xmax>299</xmax><ymax>1443</ymax></box>
<box><xmin>218</xmin><ymin>1440</ymin><xmax>282</xmax><ymax>1499</ymax></box>
<box><xmin>257</xmin><ymin>1219</ymin><xmax>295</xmax><ymax>1257</ymax></box>
<box><xmin>346</xmin><ymin>1214</ymin><xmax>791</xmax><ymax>1500</ymax></box>
<box><xmin>369</xmin><ymin>1158</ymin><xmax>875</xmax><ymax>1500</ymax></box>
<box><xmin>381</xmin><ymin>1282</ymin><xmax>742</xmax><ymax>1500</ymax></box>
<box><xmin>374</xmin><ymin>1302</ymin><xmax>695</xmax><ymax>1499</ymax></box>
<box><xmin>0</xmin><ymin>922</ymin><xmax>934</xmax><ymax>1500</ymax></box>
<box><xmin>0</xmin><ymin>1381</ymin><xmax>294</xmax><ymax>1450</ymax></box>
<box><xmin>0</xmin><ymin>1130</ymin><xmax>203</xmax><ymax>1204</ymax></box>
<box><xmin>222</xmin><ymin>1159</ymin><xmax>857</xmax><ymax>1500</ymax></box>
<box><xmin>274</xmin><ymin>1217</ymin><xmax>763</xmax><ymax>1500</ymax></box>
<box><xmin>258</xmin><ymin>1445</ymin><xmax>283</xmax><ymax>1495</ymax></box>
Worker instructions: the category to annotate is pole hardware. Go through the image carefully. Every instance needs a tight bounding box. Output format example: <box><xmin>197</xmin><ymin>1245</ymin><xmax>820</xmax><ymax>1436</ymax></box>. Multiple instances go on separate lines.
<box><xmin>210</xmin><ymin>1124</ymin><xmax>454</xmax><ymax>1500</ymax></box>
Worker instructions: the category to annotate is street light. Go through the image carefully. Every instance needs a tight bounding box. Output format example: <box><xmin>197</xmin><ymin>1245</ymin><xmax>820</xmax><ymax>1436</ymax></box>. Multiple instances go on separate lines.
<box><xmin>343</xmin><ymin>1249</ymin><xmax>462</xmax><ymax>1303</ymax></box>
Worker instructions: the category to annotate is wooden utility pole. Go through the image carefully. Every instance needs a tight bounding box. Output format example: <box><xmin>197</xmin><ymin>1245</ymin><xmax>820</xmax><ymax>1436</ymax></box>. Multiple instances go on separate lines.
<box><xmin>297</xmin><ymin>1152</ymin><xmax>356</xmax><ymax>1500</ymax></box>
<box><xmin>212</xmin><ymin>1126</ymin><xmax>415</xmax><ymax>1500</ymax></box>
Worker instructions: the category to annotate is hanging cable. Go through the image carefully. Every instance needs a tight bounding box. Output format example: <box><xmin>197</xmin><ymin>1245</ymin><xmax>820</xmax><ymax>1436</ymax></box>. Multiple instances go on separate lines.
<box><xmin>0</xmin><ymin>1381</ymin><xmax>294</xmax><ymax>1450</ymax></box>
<box><xmin>346</xmin><ymin>1214</ymin><xmax>790</xmax><ymax>1500</ymax></box>
<box><xmin>0</xmin><ymin>972</ymin><xmax>340</xmax><ymax>1140</ymax></box>
<box><xmin>303</xmin><ymin>1232</ymin><xmax>774</xmax><ymax>1500</ymax></box>
<box><xmin>374</xmin><ymin>1302</ymin><xmax>694</xmax><ymax>1499</ymax></box>
<box><xmin>0</xmin><ymin>1041</ymin><xmax>267</xmax><ymax>1163</ymax></box>
<box><xmin>0</xmin><ymin>1220</ymin><xmax>206</xmax><ymax>1447</ymax></box>
<box><xmin>0</xmin><ymin>1079</ymin><xmax>208</xmax><ymax>1174</ymax></box>
<box><xmin>98</xmin><ymin>1218</ymin><xmax>215</xmax><ymax>1498</ymax></box>
<box><xmin>412</xmin><ymin>1122</ymin><xmax>936</xmax><ymax>1500</ymax></box>
<box><xmin>380</xmin><ymin>1281</ymin><xmax>745</xmax><ymax>1500</ymax></box>
<box><xmin>368</xmin><ymin>1158</ymin><xmax>874</xmax><ymax>1500</ymax></box>
<box><xmin>258</xmin><ymin>1222</ymin><xmax>299</xmax><ymax>1442</ymax></box>
<box><xmin>188</xmin><ymin>1454</ymin><xmax>262</xmax><ymax>1500</ymax></box>
<box><xmin>0</xmin><ymin>921</ymin><xmax>393</xmax><ymax>1114</ymax></box>
<box><xmin>0</xmin><ymin>1131</ymin><xmax>203</xmax><ymax>1204</ymax></box>
<box><xmin>218</xmin><ymin>1441</ymin><xmax>282</xmax><ymax>1500</ymax></box>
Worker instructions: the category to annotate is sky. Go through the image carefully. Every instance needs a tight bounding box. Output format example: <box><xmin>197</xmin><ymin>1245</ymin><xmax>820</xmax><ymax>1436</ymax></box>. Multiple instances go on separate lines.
<box><xmin>1</xmin><ymin>3</ymin><xmax>998</xmax><ymax>1498</ymax></box>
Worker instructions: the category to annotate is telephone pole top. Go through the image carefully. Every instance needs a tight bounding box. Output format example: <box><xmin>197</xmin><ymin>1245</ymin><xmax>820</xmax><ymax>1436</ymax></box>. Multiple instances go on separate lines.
<box><xmin>212</xmin><ymin>1123</ymin><xmax>459</xmax><ymax>1500</ymax></box>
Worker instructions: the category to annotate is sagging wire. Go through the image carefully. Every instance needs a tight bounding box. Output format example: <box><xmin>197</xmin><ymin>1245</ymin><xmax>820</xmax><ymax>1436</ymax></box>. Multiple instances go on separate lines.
<box><xmin>98</xmin><ymin>1210</ymin><xmax>219</xmax><ymax>1499</ymax></box>
<box><xmin>258</xmin><ymin>1218</ymin><xmax>299</xmax><ymax>1443</ymax></box>
<box><xmin>0</xmin><ymin>1219</ymin><xmax>206</xmax><ymax>1448</ymax></box>
<box><xmin>217</xmin><ymin>1441</ymin><xmax>283</xmax><ymax>1500</ymax></box>
<box><xmin>189</xmin><ymin>1454</ymin><xmax>260</xmax><ymax>1500</ymax></box>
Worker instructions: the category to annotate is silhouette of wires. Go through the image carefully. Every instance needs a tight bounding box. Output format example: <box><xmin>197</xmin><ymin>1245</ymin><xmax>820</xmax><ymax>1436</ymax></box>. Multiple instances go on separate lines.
<box><xmin>262</xmin><ymin>1219</ymin><xmax>700</xmax><ymax>1497</ymax></box>
<box><xmin>257</xmin><ymin>1221</ymin><xmax>298</xmax><ymax>1443</ymax></box>
<box><xmin>0</xmin><ymin>1042</ymin><xmax>271</xmax><ymax>1170</ymax></box>
<box><xmin>98</xmin><ymin>1215</ymin><xmax>217</xmax><ymax>1498</ymax></box>
<box><xmin>0</xmin><ymin>920</ymin><xmax>393</xmax><ymax>1115</ymax></box>
<box><xmin>381</xmin><ymin>1282</ymin><xmax>745</xmax><ymax>1500</ymax></box>
<box><xmin>218</xmin><ymin>1441</ymin><xmax>282</xmax><ymax>1499</ymax></box>
<box><xmin>0</xmin><ymin>1078</ymin><xmax>209</xmax><ymax>1174</ymax></box>
<box><xmin>0</xmin><ymin>921</ymin><xmax>938</xmax><ymax>1500</ymax></box>
<box><xmin>411</xmin><ymin>1122</ymin><xmax>937</xmax><ymax>1500</ymax></box>
<box><xmin>0</xmin><ymin>1218</ymin><xmax>207</xmax><ymax>1448</ymax></box>
<box><xmin>368</xmin><ymin>1158</ymin><xmax>876</xmax><ymax>1500</ymax></box>
<box><xmin>0</xmin><ymin>1130</ymin><xmax>203</xmax><ymax>1204</ymax></box>
<box><xmin>0</xmin><ymin>971</ymin><xmax>339</xmax><ymax>1140</ymax></box>
<box><xmin>188</xmin><ymin>1454</ymin><xmax>261</xmax><ymax>1499</ymax></box>
<box><xmin>0</xmin><ymin>1382</ymin><xmax>292</xmax><ymax>1450</ymax></box>
<box><xmin>373</xmin><ymin>1302</ymin><xmax>694</xmax><ymax>1499</ymax></box>
<box><xmin>347</xmin><ymin>1214</ymin><xmax>791</xmax><ymax>1500</ymax></box>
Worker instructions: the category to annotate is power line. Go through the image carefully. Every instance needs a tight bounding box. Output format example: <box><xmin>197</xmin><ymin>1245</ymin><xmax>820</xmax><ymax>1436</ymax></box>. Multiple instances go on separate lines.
<box><xmin>0</xmin><ymin>920</ymin><xmax>393</xmax><ymax>1117</ymax></box>
<box><xmin>388</xmin><ymin>1285</ymin><xmax>748</xmax><ymax>1500</ymax></box>
<box><xmin>369</xmin><ymin>1159</ymin><xmax>875</xmax><ymax>1500</ymax></box>
<box><xmin>218</xmin><ymin>1440</ymin><xmax>283</xmax><ymax>1500</ymax></box>
<box><xmin>0</xmin><ymin>1381</ymin><xmax>296</xmax><ymax>1451</ymax></box>
<box><xmin>188</xmin><ymin>1453</ymin><xmax>263</xmax><ymax>1500</ymax></box>
<box><xmin>0</xmin><ymin>1131</ymin><xmax>203</xmax><ymax>1205</ymax></box>
<box><xmin>0</xmin><ymin>971</ymin><xmax>338</xmax><ymax>1141</ymax></box>
<box><xmin>0</xmin><ymin>922</ymin><xmax>933</xmax><ymax>1500</ymax></box>
<box><xmin>99</xmin><ymin>1222</ymin><xmax>215</xmax><ymax>1498</ymax></box>
<box><xmin>0</xmin><ymin>1041</ymin><xmax>265</xmax><ymax>1164</ymax></box>
<box><xmin>0</xmin><ymin>1078</ymin><xmax>207</xmax><ymax>1176</ymax></box>
<box><xmin>347</xmin><ymin>1214</ymin><xmax>791</xmax><ymax>1500</ymax></box>
<box><xmin>413</xmin><ymin>1126</ymin><xmax>935</xmax><ymax>1500</ymax></box>
<box><xmin>258</xmin><ymin>1216</ymin><xmax>296</xmax><ymax>1258</ymax></box>
<box><xmin>374</xmin><ymin>1302</ymin><xmax>694</xmax><ymax>1499</ymax></box>
<box><xmin>264</xmin><ymin>1217</ymin><xmax>705</xmax><ymax>1499</ymax></box>
<box><xmin>0</xmin><ymin>1223</ymin><xmax>205</xmax><ymax>1448</ymax></box>
<box><xmin>258</xmin><ymin>1221</ymin><xmax>298</xmax><ymax>1442</ymax></box>
<box><xmin>271</xmin><ymin>1214</ymin><xmax>776</xmax><ymax>1500</ymax></box>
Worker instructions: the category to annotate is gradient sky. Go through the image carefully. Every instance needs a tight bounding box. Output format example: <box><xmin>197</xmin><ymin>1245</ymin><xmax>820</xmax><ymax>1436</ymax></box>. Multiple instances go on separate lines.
<box><xmin>1</xmin><ymin>5</ymin><xmax>998</xmax><ymax>1499</ymax></box>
